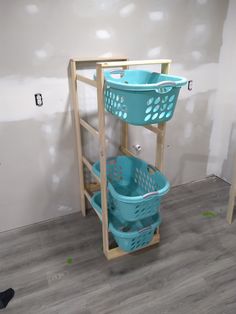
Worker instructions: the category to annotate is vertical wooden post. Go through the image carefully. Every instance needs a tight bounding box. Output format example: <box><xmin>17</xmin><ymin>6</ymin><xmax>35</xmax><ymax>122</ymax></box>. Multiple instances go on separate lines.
<box><xmin>96</xmin><ymin>64</ymin><xmax>109</xmax><ymax>256</ymax></box>
<box><xmin>121</xmin><ymin>123</ymin><xmax>128</xmax><ymax>149</ymax></box>
<box><xmin>227</xmin><ymin>190</ymin><xmax>235</xmax><ymax>224</ymax></box>
<box><xmin>227</xmin><ymin>155</ymin><xmax>236</xmax><ymax>223</ymax></box>
<box><xmin>155</xmin><ymin>124</ymin><xmax>166</xmax><ymax>171</ymax></box>
<box><xmin>155</xmin><ymin>62</ymin><xmax>170</xmax><ymax>171</ymax></box>
<box><xmin>69</xmin><ymin>60</ymin><xmax>86</xmax><ymax>216</ymax></box>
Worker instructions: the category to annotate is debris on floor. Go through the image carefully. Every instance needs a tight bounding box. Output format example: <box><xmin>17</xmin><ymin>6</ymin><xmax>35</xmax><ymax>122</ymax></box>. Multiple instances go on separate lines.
<box><xmin>67</xmin><ymin>257</ymin><xmax>73</xmax><ymax>265</ymax></box>
<box><xmin>202</xmin><ymin>210</ymin><xmax>218</xmax><ymax>218</ymax></box>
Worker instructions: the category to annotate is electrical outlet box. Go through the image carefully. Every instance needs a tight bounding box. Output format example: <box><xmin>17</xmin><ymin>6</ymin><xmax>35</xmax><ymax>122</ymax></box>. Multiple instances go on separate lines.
<box><xmin>35</xmin><ymin>93</ymin><xmax>43</xmax><ymax>106</ymax></box>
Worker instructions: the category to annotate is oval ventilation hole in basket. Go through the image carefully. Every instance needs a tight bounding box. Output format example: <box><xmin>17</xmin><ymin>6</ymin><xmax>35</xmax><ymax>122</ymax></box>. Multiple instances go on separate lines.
<box><xmin>166</xmin><ymin>111</ymin><xmax>172</xmax><ymax>118</ymax></box>
<box><xmin>147</xmin><ymin>97</ymin><xmax>154</xmax><ymax>106</ymax></box>
<box><xmin>154</xmin><ymin>97</ymin><xmax>161</xmax><ymax>105</ymax></box>
<box><xmin>153</xmin><ymin>104</ymin><xmax>160</xmax><ymax>112</ymax></box>
<box><xmin>144</xmin><ymin>114</ymin><xmax>152</xmax><ymax>122</ymax></box>
<box><xmin>145</xmin><ymin>106</ymin><xmax>152</xmax><ymax>114</ymax></box>
<box><xmin>159</xmin><ymin>112</ymin><xmax>165</xmax><ymax>119</ymax></box>
<box><xmin>167</xmin><ymin>102</ymin><xmax>174</xmax><ymax>110</ymax></box>
<box><xmin>169</xmin><ymin>95</ymin><xmax>175</xmax><ymax>102</ymax></box>
<box><xmin>151</xmin><ymin>113</ymin><xmax>158</xmax><ymax>120</ymax></box>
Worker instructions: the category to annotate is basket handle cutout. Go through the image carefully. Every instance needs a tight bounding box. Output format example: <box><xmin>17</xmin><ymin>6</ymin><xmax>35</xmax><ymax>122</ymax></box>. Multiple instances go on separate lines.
<box><xmin>108</xmin><ymin>70</ymin><xmax>125</xmax><ymax>79</ymax></box>
<box><xmin>147</xmin><ymin>164</ymin><xmax>159</xmax><ymax>175</ymax></box>
<box><xmin>155</xmin><ymin>81</ymin><xmax>176</xmax><ymax>94</ymax></box>
<box><xmin>155</xmin><ymin>81</ymin><xmax>177</xmax><ymax>88</ymax></box>
<box><xmin>143</xmin><ymin>191</ymin><xmax>159</xmax><ymax>199</ymax></box>
<box><xmin>138</xmin><ymin>226</ymin><xmax>152</xmax><ymax>233</ymax></box>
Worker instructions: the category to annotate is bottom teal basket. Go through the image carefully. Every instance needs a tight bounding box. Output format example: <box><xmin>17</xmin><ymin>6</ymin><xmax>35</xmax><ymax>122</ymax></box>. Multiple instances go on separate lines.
<box><xmin>91</xmin><ymin>192</ymin><xmax>161</xmax><ymax>252</ymax></box>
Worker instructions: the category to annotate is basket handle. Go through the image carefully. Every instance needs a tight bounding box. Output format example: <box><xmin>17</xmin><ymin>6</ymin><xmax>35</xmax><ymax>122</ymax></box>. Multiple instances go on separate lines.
<box><xmin>147</xmin><ymin>164</ymin><xmax>159</xmax><ymax>175</ymax></box>
<box><xmin>138</xmin><ymin>225</ymin><xmax>153</xmax><ymax>233</ymax></box>
<box><xmin>143</xmin><ymin>191</ymin><xmax>159</xmax><ymax>199</ymax></box>
<box><xmin>155</xmin><ymin>81</ymin><xmax>177</xmax><ymax>88</ymax></box>
<box><xmin>105</xmin><ymin>70</ymin><xmax>125</xmax><ymax>80</ymax></box>
<box><xmin>143</xmin><ymin>163</ymin><xmax>170</xmax><ymax>198</ymax></box>
<box><xmin>144</xmin><ymin>165</ymin><xmax>159</xmax><ymax>198</ymax></box>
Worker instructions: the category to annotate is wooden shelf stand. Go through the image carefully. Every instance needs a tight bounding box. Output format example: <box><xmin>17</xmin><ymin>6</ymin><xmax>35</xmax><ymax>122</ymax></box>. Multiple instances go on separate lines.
<box><xmin>68</xmin><ymin>57</ymin><xmax>172</xmax><ymax>259</ymax></box>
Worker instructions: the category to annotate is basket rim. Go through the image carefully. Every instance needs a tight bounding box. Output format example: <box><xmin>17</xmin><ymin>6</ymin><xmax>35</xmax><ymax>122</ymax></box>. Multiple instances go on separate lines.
<box><xmin>104</xmin><ymin>69</ymin><xmax>187</xmax><ymax>91</ymax></box>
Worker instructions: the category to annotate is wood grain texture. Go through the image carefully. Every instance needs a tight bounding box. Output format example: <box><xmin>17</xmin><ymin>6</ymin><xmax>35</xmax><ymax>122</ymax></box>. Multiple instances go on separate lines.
<box><xmin>0</xmin><ymin>176</ymin><xmax>235</xmax><ymax>314</ymax></box>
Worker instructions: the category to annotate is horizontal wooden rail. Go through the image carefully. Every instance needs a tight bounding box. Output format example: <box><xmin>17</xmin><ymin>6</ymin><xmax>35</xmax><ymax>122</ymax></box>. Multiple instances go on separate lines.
<box><xmin>77</xmin><ymin>74</ymin><xmax>97</xmax><ymax>87</ymax></box>
<box><xmin>82</xmin><ymin>156</ymin><xmax>93</xmax><ymax>171</ymax></box>
<box><xmin>120</xmin><ymin>146</ymin><xmax>136</xmax><ymax>158</ymax></box>
<box><xmin>80</xmin><ymin>119</ymin><xmax>99</xmax><ymax>138</ymax></box>
<box><xmin>84</xmin><ymin>189</ymin><xmax>92</xmax><ymax>203</ymax></box>
<box><xmin>85</xmin><ymin>182</ymin><xmax>100</xmax><ymax>193</ymax></box>
<box><xmin>99</xmin><ymin>59</ymin><xmax>172</xmax><ymax>68</ymax></box>
<box><xmin>74</xmin><ymin>57</ymin><xmax>127</xmax><ymax>64</ymax></box>
<box><xmin>74</xmin><ymin>57</ymin><xmax>128</xmax><ymax>69</ymax></box>
<box><xmin>84</xmin><ymin>189</ymin><xmax>102</xmax><ymax>220</ymax></box>
<box><xmin>82</xmin><ymin>156</ymin><xmax>100</xmax><ymax>182</ymax></box>
<box><xmin>144</xmin><ymin>125</ymin><xmax>163</xmax><ymax>135</ymax></box>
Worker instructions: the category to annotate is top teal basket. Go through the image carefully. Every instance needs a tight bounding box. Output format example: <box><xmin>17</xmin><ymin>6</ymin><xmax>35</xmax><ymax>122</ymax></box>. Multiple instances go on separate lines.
<box><xmin>103</xmin><ymin>69</ymin><xmax>187</xmax><ymax>125</ymax></box>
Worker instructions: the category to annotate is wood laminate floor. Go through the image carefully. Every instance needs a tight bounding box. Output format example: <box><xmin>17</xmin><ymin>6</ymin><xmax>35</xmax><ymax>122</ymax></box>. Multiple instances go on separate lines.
<box><xmin>0</xmin><ymin>176</ymin><xmax>236</xmax><ymax>314</ymax></box>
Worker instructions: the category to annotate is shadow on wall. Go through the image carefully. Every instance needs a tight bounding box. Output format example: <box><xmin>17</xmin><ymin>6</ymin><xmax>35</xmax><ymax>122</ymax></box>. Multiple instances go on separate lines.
<box><xmin>80</xmin><ymin>111</ymin><xmax>121</xmax><ymax>162</ymax></box>
<box><xmin>221</xmin><ymin>122</ymin><xmax>236</xmax><ymax>183</ymax></box>
<box><xmin>0</xmin><ymin>96</ymin><xmax>80</xmax><ymax>231</ymax></box>
<box><xmin>34</xmin><ymin>96</ymin><xmax>81</xmax><ymax>222</ymax></box>
<box><xmin>165</xmin><ymin>90</ymin><xmax>215</xmax><ymax>185</ymax></box>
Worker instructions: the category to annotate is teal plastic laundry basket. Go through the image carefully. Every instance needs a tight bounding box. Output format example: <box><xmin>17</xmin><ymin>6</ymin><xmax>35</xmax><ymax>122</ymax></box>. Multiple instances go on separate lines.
<box><xmin>103</xmin><ymin>69</ymin><xmax>187</xmax><ymax>125</ymax></box>
<box><xmin>91</xmin><ymin>191</ymin><xmax>161</xmax><ymax>252</ymax></box>
<box><xmin>92</xmin><ymin>156</ymin><xmax>170</xmax><ymax>221</ymax></box>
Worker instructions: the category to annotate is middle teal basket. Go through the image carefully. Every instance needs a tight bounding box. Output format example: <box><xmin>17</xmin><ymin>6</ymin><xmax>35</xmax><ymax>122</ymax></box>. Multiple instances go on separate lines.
<box><xmin>92</xmin><ymin>156</ymin><xmax>170</xmax><ymax>221</ymax></box>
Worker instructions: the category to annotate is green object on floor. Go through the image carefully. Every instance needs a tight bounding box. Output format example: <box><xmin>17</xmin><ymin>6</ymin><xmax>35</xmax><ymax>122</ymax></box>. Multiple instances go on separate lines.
<box><xmin>202</xmin><ymin>211</ymin><xmax>218</xmax><ymax>218</ymax></box>
<box><xmin>67</xmin><ymin>257</ymin><xmax>73</xmax><ymax>265</ymax></box>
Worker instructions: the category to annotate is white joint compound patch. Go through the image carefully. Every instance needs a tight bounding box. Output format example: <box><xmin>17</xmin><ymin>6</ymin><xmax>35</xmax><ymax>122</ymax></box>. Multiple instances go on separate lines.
<box><xmin>149</xmin><ymin>11</ymin><xmax>164</xmax><ymax>21</ymax></box>
<box><xmin>119</xmin><ymin>3</ymin><xmax>135</xmax><ymax>17</ymax></box>
<box><xmin>96</xmin><ymin>29</ymin><xmax>111</xmax><ymax>39</ymax></box>
<box><xmin>25</xmin><ymin>4</ymin><xmax>39</xmax><ymax>14</ymax></box>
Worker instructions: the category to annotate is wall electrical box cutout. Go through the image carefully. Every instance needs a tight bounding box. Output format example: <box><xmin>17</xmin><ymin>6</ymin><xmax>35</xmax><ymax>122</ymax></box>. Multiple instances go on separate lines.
<box><xmin>188</xmin><ymin>80</ymin><xmax>193</xmax><ymax>91</ymax></box>
<box><xmin>35</xmin><ymin>93</ymin><xmax>43</xmax><ymax>106</ymax></box>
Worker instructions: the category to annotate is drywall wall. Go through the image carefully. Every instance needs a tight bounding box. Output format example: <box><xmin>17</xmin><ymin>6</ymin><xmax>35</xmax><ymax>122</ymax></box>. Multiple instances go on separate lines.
<box><xmin>207</xmin><ymin>0</ymin><xmax>236</xmax><ymax>183</ymax></box>
<box><xmin>0</xmin><ymin>0</ymin><xmax>230</xmax><ymax>232</ymax></box>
